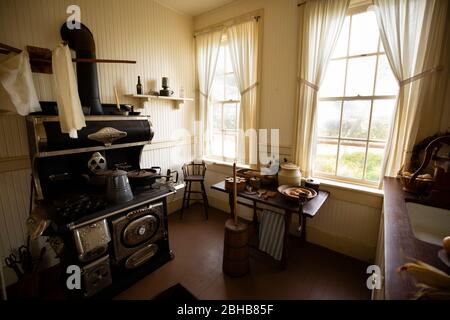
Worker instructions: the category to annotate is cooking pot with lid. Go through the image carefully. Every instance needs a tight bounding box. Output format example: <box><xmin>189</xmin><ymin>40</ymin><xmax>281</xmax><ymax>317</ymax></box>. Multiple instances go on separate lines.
<box><xmin>126</xmin><ymin>167</ymin><xmax>179</xmax><ymax>188</ymax></box>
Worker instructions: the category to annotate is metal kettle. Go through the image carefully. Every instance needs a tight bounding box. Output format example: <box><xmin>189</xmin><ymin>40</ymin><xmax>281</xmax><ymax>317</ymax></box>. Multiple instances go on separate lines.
<box><xmin>106</xmin><ymin>169</ymin><xmax>134</xmax><ymax>204</ymax></box>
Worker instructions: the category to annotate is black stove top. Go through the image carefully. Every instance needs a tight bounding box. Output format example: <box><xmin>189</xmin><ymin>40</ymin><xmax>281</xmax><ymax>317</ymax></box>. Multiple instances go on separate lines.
<box><xmin>53</xmin><ymin>183</ymin><xmax>176</xmax><ymax>228</ymax></box>
<box><xmin>56</xmin><ymin>194</ymin><xmax>108</xmax><ymax>223</ymax></box>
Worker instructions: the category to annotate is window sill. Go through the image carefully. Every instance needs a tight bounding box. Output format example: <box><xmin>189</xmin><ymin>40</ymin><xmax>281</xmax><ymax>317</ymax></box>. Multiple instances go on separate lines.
<box><xmin>203</xmin><ymin>159</ymin><xmax>383</xmax><ymax>196</ymax></box>
<box><xmin>314</xmin><ymin>177</ymin><xmax>384</xmax><ymax>198</ymax></box>
<box><xmin>203</xmin><ymin>158</ymin><xmax>383</xmax><ymax>198</ymax></box>
<box><xmin>204</xmin><ymin>161</ymin><xmax>383</xmax><ymax>207</ymax></box>
<box><xmin>202</xmin><ymin>157</ymin><xmax>250</xmax><ymax>169</ymax></box>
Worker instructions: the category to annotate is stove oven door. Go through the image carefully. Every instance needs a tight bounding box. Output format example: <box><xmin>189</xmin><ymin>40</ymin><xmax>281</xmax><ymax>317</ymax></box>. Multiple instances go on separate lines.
<box><xmin>111</xmin><ymin>202</ymin><xmax>165</xmax><ymax>264</ymax></box>
<box><xmin>122</xmin><ymin>214</ymin><xmax>159</xmax><ymax>247</ymax></box>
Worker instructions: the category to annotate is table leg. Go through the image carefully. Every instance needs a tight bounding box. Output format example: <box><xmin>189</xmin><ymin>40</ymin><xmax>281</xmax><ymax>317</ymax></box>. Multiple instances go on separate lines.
<box><xmin>281</xmin><ymin>210</ymin><xmax>292</xmax><ymax>269</ymax></box>
<box><xmin>297</xmin><ymin>201</ymin><xmax>307</xmax><ymax>241</ymax></box>
<box><xmin>228</xmin><ymin>192</ymin><xmax>235</xmax><ymax>220</ymax></box>
<box><xmin>299</xmin><ymin>214</ymin><xmax>306</xmax><ymax>242</ymax></box>
<box><xmin>252</xmin><ymin>201</ymin><xmax>258</xmax><ymax>225</ymax></box>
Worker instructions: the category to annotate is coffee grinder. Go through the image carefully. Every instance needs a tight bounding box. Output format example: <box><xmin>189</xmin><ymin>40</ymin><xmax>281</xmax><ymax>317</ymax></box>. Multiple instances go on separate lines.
<box><xmin>159</xmin><ymin>77</ymin><xmax>174</xmax><ymax>97</ymax></box>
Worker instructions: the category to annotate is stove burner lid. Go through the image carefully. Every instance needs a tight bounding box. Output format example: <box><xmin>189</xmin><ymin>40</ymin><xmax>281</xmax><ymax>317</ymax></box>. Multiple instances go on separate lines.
<box><xmin>56</xmin><ymin>194</ymin><xmax>108</xmax><ymax>223</ymax></box>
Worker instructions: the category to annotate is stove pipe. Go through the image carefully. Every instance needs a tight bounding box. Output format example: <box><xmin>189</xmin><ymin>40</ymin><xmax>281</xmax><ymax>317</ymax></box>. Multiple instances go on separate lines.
<box><xmin>60</xmin><ymin>23</ymin><xmax>103</xmax><ymax>115</ymax></box>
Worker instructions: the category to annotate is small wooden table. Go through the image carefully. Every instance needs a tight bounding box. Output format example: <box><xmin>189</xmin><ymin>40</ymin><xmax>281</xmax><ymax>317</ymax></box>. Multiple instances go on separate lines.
<box><xmin>211</xmin><ymin>181</ymin><xmax>330</xmax><ymax>268</ymax></box>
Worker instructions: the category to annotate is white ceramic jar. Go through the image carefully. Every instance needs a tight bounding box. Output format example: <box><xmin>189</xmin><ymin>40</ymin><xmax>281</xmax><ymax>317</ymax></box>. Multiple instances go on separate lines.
<box><xmin>277</xmin><ymin>163</ymin><xmax>302</xmax><ymax>186</ymax></box>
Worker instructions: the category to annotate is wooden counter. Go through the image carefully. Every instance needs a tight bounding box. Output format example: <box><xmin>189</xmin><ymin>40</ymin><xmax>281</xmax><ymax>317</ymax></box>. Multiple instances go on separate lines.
<box><xmin>383</xmin><ymin>177</ymin><xmax>449</xmax><ymax>299</ymax></box>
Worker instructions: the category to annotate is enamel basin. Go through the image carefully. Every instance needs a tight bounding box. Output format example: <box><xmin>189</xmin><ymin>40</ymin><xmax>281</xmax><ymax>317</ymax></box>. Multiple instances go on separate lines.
<box><xmin>405</xmin><ymin>202</ymin><xmax>450</xmax><ymax>246</ymax></box>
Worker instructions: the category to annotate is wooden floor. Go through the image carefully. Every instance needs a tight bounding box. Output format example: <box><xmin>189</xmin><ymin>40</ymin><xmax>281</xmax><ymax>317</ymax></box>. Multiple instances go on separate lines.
<box><xmin>116</xmin><ymin>204</ymin><xmax>371</xmax><ymax>300</ymax></box>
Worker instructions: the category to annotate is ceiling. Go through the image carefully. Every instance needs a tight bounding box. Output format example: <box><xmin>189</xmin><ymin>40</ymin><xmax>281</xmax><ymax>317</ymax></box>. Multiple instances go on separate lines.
<box><xmin>156</xmin><ymin>0</ymin><xmax>237</xmax><ymax>16</ymax></box>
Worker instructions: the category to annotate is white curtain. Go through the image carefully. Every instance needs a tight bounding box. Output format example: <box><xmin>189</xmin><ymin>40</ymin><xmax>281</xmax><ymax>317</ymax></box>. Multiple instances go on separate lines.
<box><xmin>195</xmin><ymin>29</ymin><xmax>224</xmax><ymax>158</ymax></box>
<box><xmin>294</xmin><ymin>0</ymin><xmax>350</xmax><ymax>177</ymax></box>
<box><xmin>227</xmin><ymin>20</ymin><xmax>259</xmax><ymax>166</ymax></box>
<box><xmin>374</xmin><ymin>0</ymin><xmax>449</xmax><ymax>178</ymax></box>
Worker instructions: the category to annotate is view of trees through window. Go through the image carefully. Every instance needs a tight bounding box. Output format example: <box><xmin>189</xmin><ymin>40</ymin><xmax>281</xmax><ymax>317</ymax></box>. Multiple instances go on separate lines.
<box><xmin>314</xmin><ymin>9</ymin><xmax>398</xmax><ymax>185</ymax></box>
<box><xmin>209</xmin><ymin>36</ymin><xmax>240</xmax><ymax>161</ymax></box>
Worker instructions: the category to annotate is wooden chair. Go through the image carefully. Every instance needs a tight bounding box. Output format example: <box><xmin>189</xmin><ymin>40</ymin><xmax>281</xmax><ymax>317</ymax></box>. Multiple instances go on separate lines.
<box><xmin>180</xmin><ymin>161</ymin><xmax>209</xmax><ymax>219</ymax></box>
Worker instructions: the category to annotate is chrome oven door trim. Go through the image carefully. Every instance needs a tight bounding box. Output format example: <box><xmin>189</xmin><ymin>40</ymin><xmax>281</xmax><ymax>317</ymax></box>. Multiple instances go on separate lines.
<box><xmin>111</xmin><ymin>202</ymin><xmax>165</xmax><ymax>262</ymax></box>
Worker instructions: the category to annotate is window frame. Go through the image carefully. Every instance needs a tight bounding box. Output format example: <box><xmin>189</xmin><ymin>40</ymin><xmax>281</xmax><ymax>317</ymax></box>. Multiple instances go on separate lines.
<box><xmin>313</xmin><ymin>8</ymin><xmax>398</xmax><ymax>187</ymax></box>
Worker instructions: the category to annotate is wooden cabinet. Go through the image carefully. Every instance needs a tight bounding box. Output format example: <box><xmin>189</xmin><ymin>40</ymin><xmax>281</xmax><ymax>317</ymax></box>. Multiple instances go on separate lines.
<box><xmin>372</xmin><ymin>209</ymin><xmax>385</xmax><ymax>300</ymax></box>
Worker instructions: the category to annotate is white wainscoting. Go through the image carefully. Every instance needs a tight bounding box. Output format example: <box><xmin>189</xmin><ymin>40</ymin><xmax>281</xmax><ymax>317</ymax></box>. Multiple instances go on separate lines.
<box><xmin>306</xmin><ymin>197</ymin><xmax>381</xmax><ymax>263</ymax></box>
<box><xmin>0</xmin><ymin>169</ymin><xmax>32</xmax><ymax>256</ymax></box>
<box><xmin>0</xmin><ymin>115</ymin><xmax>29</xmax><ymax>159</ymax></box>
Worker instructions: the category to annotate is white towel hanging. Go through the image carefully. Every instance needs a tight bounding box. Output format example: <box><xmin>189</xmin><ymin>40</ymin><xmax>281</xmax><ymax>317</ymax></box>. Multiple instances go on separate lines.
<box><xmin>259</xmin><ymin>209</ymin><xmax>285</xmax><ymax>261</ymax></box>
<box><xmin>0</xmin><ymin>51</ymin><xmax>41</xmax><ymax>116</ymax></box>
<box><xmin>52</xmin><ymin>44</ymin><xmax>85</xmax><ymax>138</ymax></box>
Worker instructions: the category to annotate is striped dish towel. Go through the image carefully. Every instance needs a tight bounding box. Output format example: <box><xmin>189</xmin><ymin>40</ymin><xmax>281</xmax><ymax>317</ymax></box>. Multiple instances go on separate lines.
<box><xmin>259</xmin><ymin>210</ymin><xmax>285</xmax><ymax>261</ymax></box>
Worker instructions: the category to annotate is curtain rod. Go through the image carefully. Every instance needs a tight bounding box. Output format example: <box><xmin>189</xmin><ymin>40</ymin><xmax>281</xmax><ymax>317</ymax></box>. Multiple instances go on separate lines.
<box><xmin>298</xmin><ymin>0</ymin><xmax>375</xmax><ymax>7</ymax></box>
<box><xmin>194</xmin><ymin>15</ymin><xmax>260</xmax><ymax>38</ymax></box>
<box><xmin>0</xmin><ymin>42</ymin><xmax>21</xmax><ymax>54</ymax></box>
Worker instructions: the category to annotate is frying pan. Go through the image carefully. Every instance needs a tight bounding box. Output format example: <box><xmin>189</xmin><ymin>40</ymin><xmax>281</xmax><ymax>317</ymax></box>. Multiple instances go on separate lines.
<box><xmin>127</xmin><ymin>167</ymin><xmax>178</xmax><ymax>188</ymax></box>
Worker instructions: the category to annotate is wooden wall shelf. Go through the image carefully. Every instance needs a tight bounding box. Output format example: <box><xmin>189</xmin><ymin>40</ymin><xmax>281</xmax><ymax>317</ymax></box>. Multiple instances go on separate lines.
<box><xmin>125</xmin><ymin>94</ymin><xmax>194</xmax><ymax>109</ymax></box>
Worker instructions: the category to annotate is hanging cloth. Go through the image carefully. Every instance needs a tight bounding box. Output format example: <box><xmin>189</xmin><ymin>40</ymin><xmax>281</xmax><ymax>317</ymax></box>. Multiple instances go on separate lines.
<box><xmin>52</xmin><ymin>44</ymin><xmax>85</xmax><ymax>139</ymax></box>
<box><xmin>0</xmin><ymin>51</ymin><xmax>41</xmax><ymax>115</ymax></box>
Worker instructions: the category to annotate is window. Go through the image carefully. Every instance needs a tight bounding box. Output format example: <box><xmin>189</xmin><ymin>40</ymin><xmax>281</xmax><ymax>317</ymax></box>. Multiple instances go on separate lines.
<box><xmin>314</xmin><ymin>9</ymin><xmax>398</xmax><ymax>186</ymax></box>
<box><xmin>208</xmin><ymin>36</ymin><xmax>240</xmax><ymax>162</ymax></box>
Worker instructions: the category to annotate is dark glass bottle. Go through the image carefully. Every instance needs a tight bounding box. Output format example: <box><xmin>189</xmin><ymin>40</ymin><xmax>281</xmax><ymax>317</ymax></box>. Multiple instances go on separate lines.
<box><xmin>136</xmin><ymin>76</ymin><xmax>143</xmax><ymax>95</ymax></box>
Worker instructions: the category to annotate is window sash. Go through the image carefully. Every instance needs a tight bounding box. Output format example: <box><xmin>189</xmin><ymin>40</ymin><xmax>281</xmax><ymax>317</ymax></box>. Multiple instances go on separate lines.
<box><xmin>314</xmin><ymin>172</ymin><xmax>380</xmax><ymax>187</ymax></box>
<box><xmin>315</xmin><ymin>136</ymin><xmax>387</xmax><ymax>182</ymax></box>
<box><xmin>315</xmin><ymin>97</ymin><xmax>392</xmax><ymax>184</ymax></box>
<box><xmin>209</xmin><ymin>101</ymin><xmax>240</xmax><ymax>161</ymax></box>
<box><xmin>319</xmin><ymin>95</ymin><xmax>396</xmax><ymax>101</ymax></box>
<box><xmin>211</xmin><ymin>99</ymin><xmax>241</xmax><ymax>104</ymax></box>
<box><xmin>207</xmin><ymin>37</ymin><xmax>240</xmax><ymax>162</ymax></box>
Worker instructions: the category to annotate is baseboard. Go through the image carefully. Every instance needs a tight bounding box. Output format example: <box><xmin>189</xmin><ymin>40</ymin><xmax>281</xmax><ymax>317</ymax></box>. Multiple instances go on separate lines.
<box><xmin>207</xmin><ymin>195</ymin><xmax>255</xmax><ymax>221</ymax></box>
<box><xmin>1</xmin><ymin>237</ymin><xmax>61</xmax><ymax>292</ymax></box>
<box><xmin>0</xmin><ymin>156</ymin><xmax>31</xmax><ymax>173</ymax></box>
<box><xmin>207</xmin><ymin>196</ymin><xmax>230</xmax><ymax>214</ymax></box>
<box><xmin>1</xmin><ymin>266</ymin><xmax>16</xmax><ymax>294</ymax></box>
<box><xmin>306</xmin><ymin>226</ymin><xmax>375</xmax><ymax>263</ymax></box>
<box><xmin>167</xmin><ymin>196</ymin><xmax>184</xmax><ymax>215</ymax></box>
